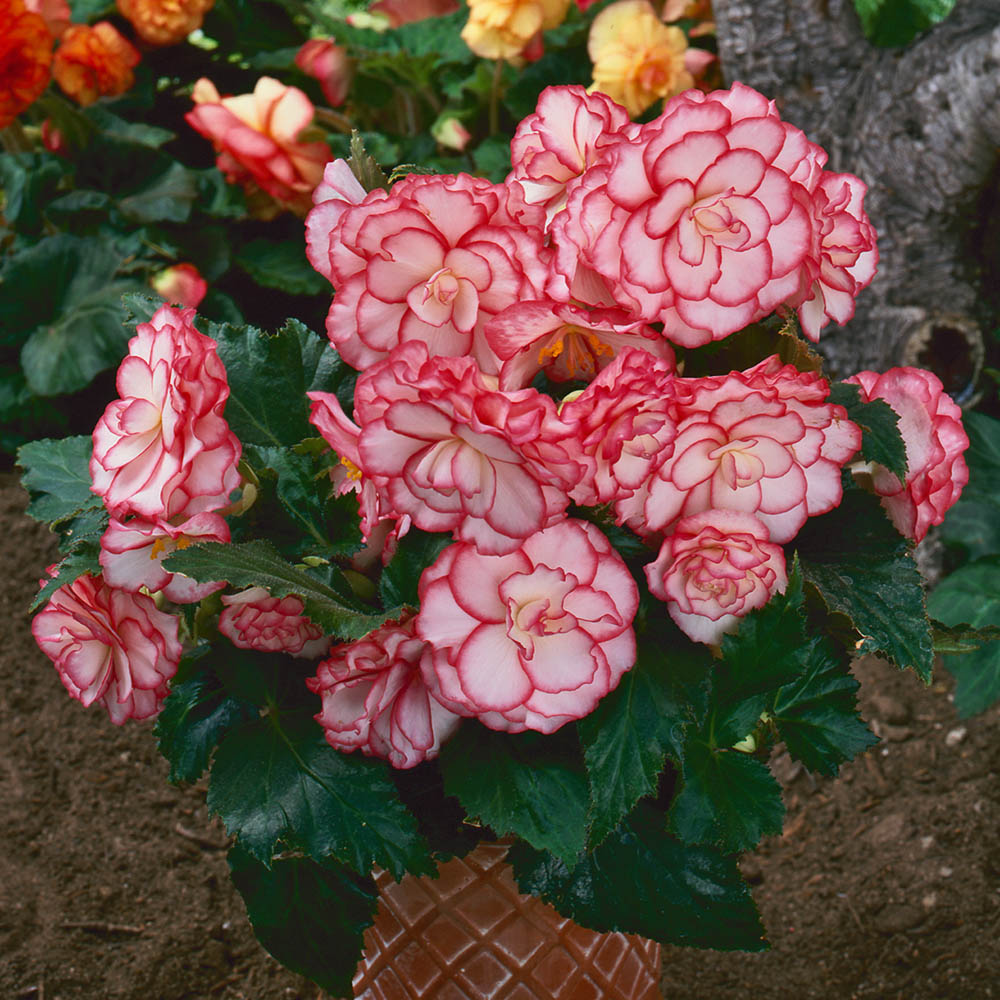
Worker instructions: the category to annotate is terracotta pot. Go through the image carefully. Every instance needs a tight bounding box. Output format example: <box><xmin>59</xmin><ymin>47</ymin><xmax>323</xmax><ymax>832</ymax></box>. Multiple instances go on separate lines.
<box><xmin>352</xmin><ymin>842</ymin><xmax>663</xmax><ymax>999</ymax></box>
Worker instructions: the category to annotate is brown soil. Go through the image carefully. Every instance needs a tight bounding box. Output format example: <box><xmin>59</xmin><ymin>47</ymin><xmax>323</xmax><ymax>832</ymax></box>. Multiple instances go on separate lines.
<box><xmin>1</xmin><ymin>470</ymin><xmax>998</xmax><ymax>1000</ymax></box>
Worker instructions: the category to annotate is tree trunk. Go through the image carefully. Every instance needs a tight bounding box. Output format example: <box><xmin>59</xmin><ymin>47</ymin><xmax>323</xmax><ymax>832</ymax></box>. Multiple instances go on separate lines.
<box><xmin>714</xmin><ymin>0</ymin><xmax>1000</xmax><ymax>392</ymax></box>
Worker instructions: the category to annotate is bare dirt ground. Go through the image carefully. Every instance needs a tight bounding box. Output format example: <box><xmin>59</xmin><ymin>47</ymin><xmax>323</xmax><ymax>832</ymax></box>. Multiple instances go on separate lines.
<box><xmin>1</xmin><ymin>470</ymin><xmax>998</xmax><ymax>1000</ymax></box>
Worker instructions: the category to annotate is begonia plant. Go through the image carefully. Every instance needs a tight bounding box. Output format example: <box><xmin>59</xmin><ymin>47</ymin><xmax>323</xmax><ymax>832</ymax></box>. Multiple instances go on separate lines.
<box><xmin>18</xmin><ymin>80</ymin><xmax>989</xmax><ymax>997</ymax></box>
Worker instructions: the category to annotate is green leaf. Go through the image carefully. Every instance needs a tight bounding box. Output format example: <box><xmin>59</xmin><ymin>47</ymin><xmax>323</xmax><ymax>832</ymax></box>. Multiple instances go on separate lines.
<box><xmin>939</xmin><ymin>411</ymin><xmax>1000</xmax><ymax>561</ymax></box>
<box><xmin>669</xmin><ymin>743</ymin><xmax>785</xmax><ymax>853</ymax></box>
<box><xmin>577</xmin><ymin>637</ymin><xmax>703</xmax><ymax>848</ymax></box>
<box><xmin>928</xmin><ymin>557</ymin><xmax>1000</xmax><ymax>716</ymax></box>
<box><xmin>471</xmin><ymin>136</ymin><xmax>512</xmax><ymax>183</ymax></box>
<box><xmin>828</xmin><ymin>382</ymin><xmax>907</xmax><ymax>482</ymax></box>
<box><xmin>29</xmin><ymin>545</ymin><xmax>103</xmax><ymax>613</ymax></box>
<box><xmin>208</xmin><ymin>710</ymin><xmax>429</xmax><ymax>877</ymax></box>
<box><xmin>118</xmin><ymin>162</ymin><xmax>200</xmax><ymax>223</ymax></box>
<box><xmin>228</xmin><ymin>843</ymin><xmax>378</xmax><ymax>998</ymax></box>
<box><xmin>209</xmin><ymin>319</ymin><xmax>331</xmax><ymax>447</ymax></box>
<box><xmin>1</xmin><ymin>235</ymin><xmax>145</xmax><ymax>395</ymax></box>
<box><xmin>796</xmin><ymin>489</ymin><xmax>933</xmax><ymax>681</ymax></box>
<box><xmin>154</xmin><ymin>649</ymin><xmax>259</xmax><ymax>784</ymax></box>
<box><xmin>346</xmin><ymin>131</ymin><xmax>390</xmax><ymax>193</ymax></box>
<box><xmin>378</xmin><ymin>529</ymin><xmax>453</xmax><ymax>610</ymax></box>
<box><xmin>17</xmin><ymin>435</ymin><xmax>101</xmax><ymax>523</ymax></box>
<box><xmin>931</xmin><ymin>620</ymin><xmax>1000</xmax><ymax>655</ymax></box>
<box><xmin>236</xmin><ymin>239</ymin><xmax>329</xmax><ymax>296</ymax></box>
<box><xmin>163</xmin><ymin>539</ymin><xmax>395</xmax><ymax>640</ymax></box>
<box><xmin>509</xmin><ymin>801</ymin><xmax>765</xmax><ymax>951</ymax></box>
<box><xmin>853</xmin><ymin>0</ymin><xmax>956</xmax><ymax>46</ymax></box>
<box><xmin>771</xmin><ymin>636</ymin><xmax>878</xmax><ymax>774</ymax></box>
<box><xmin>440</xmin><ymin>727</ymin><xmax>589</xmax><ymax>866</ymax></box>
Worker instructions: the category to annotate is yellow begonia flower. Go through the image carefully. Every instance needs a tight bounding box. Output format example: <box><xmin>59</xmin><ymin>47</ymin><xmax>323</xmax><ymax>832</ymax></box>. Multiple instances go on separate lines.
<box><xmin>461</xmin><ymin>0</ymin><xmax>570</xmax><ymax>60</ymax></box>
<box><xmin>587</xmin><ymin>0</ymin><xmax>694</xmax><ymax>118</ymax></box>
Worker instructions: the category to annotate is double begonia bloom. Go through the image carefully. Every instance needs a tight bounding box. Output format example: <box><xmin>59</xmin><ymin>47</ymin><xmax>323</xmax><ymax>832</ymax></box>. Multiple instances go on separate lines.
<box><xmin>308</xmin><ymin>613</ymin><xmax>461</xmax><ymax>769</ymax></box>
<box><xmin>305</xmin><ymin>158</ymin><xmax>368</xmax><ymax>286</ymax></box>
<box><xmin>641</xmin><ymin>359</ymin><xmax>862</xmax><ymax>542</ymax></box>
<box><xmin>846</xmin><ymin>367</ymin><xmax>969</xmax><ymax>543</ymax></box>
<box><xmin>52</xmin><ymin>22</ymin><xmax>139</xmax><ymax>107</ymax></box>
<box><xmin>461</xmin><ymin>0</ymin><xmax>570</xmax><ymax>61</ymax></box>
<box><xmin>587</xmin><ymin>0</ymin><xmax>699</xmax><ymax>119</ymax></box>
<box><xmin>90</xmin><ymin>304</ymin><xmax>242</xmax><ymax>521</ymax></box>
<box><xmin>150</xmin><ymin>262</ymin><xmax>208</xmax><ymax>309</ymax></box>
<box><xmin>350</xmin><ymin>342</ymin><xmax>583</xmax><ymax>555</ymax></box>
<box><xmin>417</xmin><ymin>520</ymin><xmax>639</xmax><ymax>734</ymax></box>
<box><xmin>32</xmin><ymin>573</ymin><xmax>181</xmax><ymax>724</ymax></box>
<box><xmin>645</xmin><ymin>510</ymin><xmax>787</xmax><ymax>645</ymax></box>
<box><xmin>558</xmin><ymin>346</ymin><xmax>679</xmax><ymax>511</ymax></box>
<box><xmin>551</xmin><ymin>83</ymin><xmax>832</xmax><ymax>346</ymax></box>
<box><xmin>99</xmin><ymin>512</ymin><xmax>229</xmax><ymax>603</ymax></box>
<box><xmin>487</xmin><ymin>300</ymin><xmax>672</xmax><ymax>390</ymax></box>
<box><xmin>508</xmin><ymin>85</ymin><xmax>634</xmax><ymax>227</ymax></box>
<box><xmin>295</xmin><ymin>37</ymin><xmax>351</xmax><ymax>107</ymax></box>
<box><xmin>219</xmin><ymin>587</ymin><xmax>330</xmax><ymax>659</ymax></box>
<box><xmin>0</xmin><ymin>0</ymin><xmax>52</xmax><ymax>129</ymax></box>
<box><xmin>186</xmin><ymin>77</ymin><xmax>332</xmax><ymax>217</ymax></box>
<box><xmin>116</xmin><ymin>0</ymin><xmax>214</xmax><ymax>46</ymax></box>
<box><xmin>789</xmin><ymin>171</ymin><xmax>879</xmax><ymax>341</ymax></box>
<box><xmin>315</xmin><ymin>173</ymin><xmax>547</xmax><ymax>374</ymax></box>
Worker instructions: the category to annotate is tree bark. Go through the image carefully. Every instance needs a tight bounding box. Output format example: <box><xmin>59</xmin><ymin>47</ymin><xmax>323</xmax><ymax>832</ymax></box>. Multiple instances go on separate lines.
<box><xmin>714</xmin><ymin>0</ymin><xmax>1000</xmax><ymax>391</ymax></box>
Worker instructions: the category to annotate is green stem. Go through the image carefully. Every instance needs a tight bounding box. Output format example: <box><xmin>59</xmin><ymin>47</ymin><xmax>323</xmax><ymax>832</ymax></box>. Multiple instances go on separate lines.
<box><xmin>489</xmin><ymin>59</ymin><xmax>503</xmax><ymax>136</ymax></box>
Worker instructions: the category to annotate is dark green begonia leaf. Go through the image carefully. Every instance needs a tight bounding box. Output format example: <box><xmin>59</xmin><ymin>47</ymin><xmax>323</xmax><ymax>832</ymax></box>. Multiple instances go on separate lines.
<box><xmin>828</xmin><ymin>382</ymin><xmax>907</xmax><ymax>482</ymax></box>
<box><xmin>939</xmin><ymin>411</ymin><xmax>1000</xmax><ymax>562</ymax></box>
<box><xmin>236</xmin><ymin>239</ymin><xmax>329</xmax><ymax>296</ymax></box>
<box><xmin>17</xmin><ymin>435</ymin><xmax>101</xmax><ymax>523</ymax></box>
<box><xmin>853</xmin><ymin>0</ymin><xmax>956</xmax><ymax>47</ymax></box>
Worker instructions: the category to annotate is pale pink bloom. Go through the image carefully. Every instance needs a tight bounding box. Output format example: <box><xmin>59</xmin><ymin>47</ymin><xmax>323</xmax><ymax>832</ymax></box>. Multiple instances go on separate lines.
<box><xmin>320</xmin><ymin>173</ymin><xmax>548</xmax><ymax>374</ymax></box>
<box><xmin>487</xmin><ymin>300</ymin><xmax>671</xmax><ymax>390</ymax></box>
<box><xmin>788</xmin><ymin>172</ymin><xmax>878</xmax><ymax>341</ymax></box>
<box><xmin>24</xmin><ymin>0</ymin><xmax>70</xmax><ymax>36</ymax></box>
<box><xmin>99</xmin><ymin>512</ymin><xmax>229</xmax><ymax>603</ymax></box>
<box><xmin>845</xmin><ymin>368</ymin><xmax>969</xmax><ymax>543</ymax></box>
<box><xmin>295</xmin><ymin>37</ymin><xmax>351</xmax><ymax>107</ymax></box>
<box><xmin>304</xmin><ymin>158</ymin><xmax>369</xmax><ymax>286</ymax></box>
<box><xmin>90</xmin><ymin>305</ymin><xmax>242</xmax><ymax>521</ymax></box>
<box><xmin>219</xmin><ymin>587</ymin><xmax>329</xmax><ymax>659</ymax></box>
<box><xmin>416</xmin><ymin>519</ymin><xmax>638</xmax><ymax>733</ymax></box>
<box><xmin>508</xmin><ymin>85</ymin><xmax>635</xmax><ymax>227</ymax></box>
<box><xmin>352</xmin><ymin>342</ymin><xmax>583</xmax><ymax>555</ymax></box>
<box><xmin>368</xmin><ymin>0</ymin><xmax>459</xmax><ymax>26</ymax></box>
<box><xmin>640</xmin><ymin>361</ymin><xmax>861</xmax><ymax>542</ymax></box>
<box><xmin>431</xmin><ymin>115</ymin><xmax>472</xmax><ymax>151</ymax></box>
<box><xmin>551</xmin><ymin>83</ymin><xmax>828</xmax><ymax>346</ymax></box>
<box><xmin>558</xmin><ymin>346</ymin><xmax>679</xmax><ymax>510</ymax></box>
<box><xmin>150</xmin><ymin>262</ymin><xmax>207</xmax><ymax>309</ymax></box>
<box><xmin>307</xmin><ymin>388</ymin><xmax>409</xmax><ymax>553</ymax></box>
<box><xmin>185</xmin><ymin>76</ymin><xmax>332</xmax><ymax>217</ymax></box>
<box><xmin>31</xmin><ymin>573</ymin><xmax>181</xmax><ymax>724</ymax></box>
<box><xmin>645</xmin><ymin>509</ymin><xmax>787</xmax><ymax>645</ymax></box>
<box><xmin>308</xmin><ymin>613</ymin><xmax>461</xmax><ymax>769</ymax></box>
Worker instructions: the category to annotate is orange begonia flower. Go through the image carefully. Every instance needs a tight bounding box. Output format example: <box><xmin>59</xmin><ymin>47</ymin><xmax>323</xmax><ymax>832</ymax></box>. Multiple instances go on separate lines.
<box><xmin>587</xmin><ymin>0</ymin><xmax>697</xmax><ymax>117</ymax></box>
<box><xmin>0</xmin><ymin>0</ymin><xmax>53</xmax><ymax>129</ymax></box>
<box><xmin>52</xmin><ymin>21</ymin><xmax>140</xmax><ymax>106</ymax></box>
<box><xmin>461</xmin><ymin>0</ymin><xmax>570</xmax><ymax>61</ymax></box>
<box><xmin>116</xmin><ymin>0</ymin><xmax>215</xmax><ymax>47</ymax></box>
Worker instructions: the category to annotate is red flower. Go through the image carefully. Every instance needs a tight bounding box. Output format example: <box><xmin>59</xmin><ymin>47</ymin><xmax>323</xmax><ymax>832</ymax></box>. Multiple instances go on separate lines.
<box><xmin>52</xmin><ymin>21</ymin><xmax>139</xmax><ymax>107</ymax></box>
<box><xmin>0</xmin><ymin>0</ymin><xmax>53</xmax><ymax>129</ymax></box>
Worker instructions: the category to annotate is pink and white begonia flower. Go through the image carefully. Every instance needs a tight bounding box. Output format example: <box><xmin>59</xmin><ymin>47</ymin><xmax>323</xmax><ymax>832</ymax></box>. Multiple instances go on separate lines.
<box><xmin>99</xmin><ymin>512</ymin><xmax>230</xmax><ymax>603</ymax></box>
<box><xmin>645</xmin><ymin>509</ymin><xmax>787</xmax><ymax>645</ymax></box>
<box><xmin>551</xmin><ymin>82</ymin><xmax>835</xmax><ymax>346</ymax></box>
<box><xmin>150</xmin><ymin>262</ymin><xmax>208</xmax><ymax>309</ymax></box>
<box><xmin>31</xmin><ymin>573</ymin><xmax>181</xmax><ymax>724</ymax></box>
<box><xmin>351</xmin><ymin>342</ymin><xmax>584</xmax><ymax>556</ymax></box>
<box><xmin>308</xmin><ymin>613</ymin><xmax>461</xmax><ymax>769</ymax></box>
<box><xmin>640</xmin><ymin>359</ymin><xmax>862</xmax><ymax>542</ymax></box>
<box><xmin>312</xmin><ymin>172</ymin><xmax>548</xmax><ymax>374</ymax></box>
<box><xmin>219</xmin><ymin>587</ymin><xmax>330</xmax><ymax>659</ymax></box>
<box><xmin>90</xmin><ymin>305</ymin><xmax>242</xmax><ymax>522</ymax></box>
<box><xmin>416</xmin><ymin>519</ymin><xmax>639</xmax><ymax>734</ymax></box>
<box><xmin>304</xmin><ymin>158</ymin><xmax>369</xmax><ymax>286</ymax></box>
<box><xmin>788</xmin><ymin>171</ymin><xmax>878</xmax><ymax>341</ymax></box>
<box><xmin>185</xmin><ymin>76</ymin><xmax>332</xmax><ymax>217</ymax></box>
<box><xmin>558</xmin><ymin>346</ymin><xmax>679</xmax><ymax>510</ymax></box>
<box><xmin>295</xmin><ymin>37</ymin><xmax>351</xmax><ymax>108</ymax></box>
<box><xmin>508</xmin><ymin>84</ymin><xmax>635</xmax><ymax>227</ymax></box>
<box><xmin>845</xmin><ymin>367</ymin><xmax>969</xmax><ymax>543</ymax></box>
<box><xmin>486</xmin><ymin>300</ymin><xmax>672</xmax><ymax>390</ymax></box>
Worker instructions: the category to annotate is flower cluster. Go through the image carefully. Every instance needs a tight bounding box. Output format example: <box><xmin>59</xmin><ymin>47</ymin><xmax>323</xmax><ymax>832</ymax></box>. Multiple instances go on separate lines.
<box><xmin>296</xmin><ymin>82</ymin><xmax>969</xmax><ymax>771</ymax></box>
